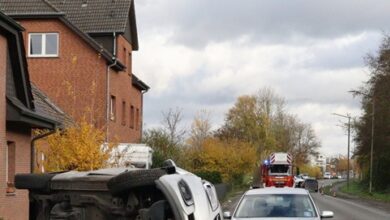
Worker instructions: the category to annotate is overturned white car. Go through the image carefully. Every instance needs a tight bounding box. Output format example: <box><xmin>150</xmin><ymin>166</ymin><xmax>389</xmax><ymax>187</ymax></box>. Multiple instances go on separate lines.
<box><xmin>15</xmin><ymin>161</ymin><xmax>222</xmax><ymax>220</ymax></box>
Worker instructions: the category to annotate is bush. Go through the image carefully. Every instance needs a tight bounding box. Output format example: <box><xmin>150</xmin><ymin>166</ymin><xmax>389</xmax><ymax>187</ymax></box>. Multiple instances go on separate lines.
<box><xmin>195</xmin><ymin>171</ymin><xmax>222</xmax><ymax>184</ymax></box>
<box><xmin>36</xmin><ymin>119</ymin><xmax>114</xmax><ymax>172</ymax></box>
<box><xmin>184</xmin><ymin>138</ymin><xmax>257</xmax><ymax>183</ymax></box>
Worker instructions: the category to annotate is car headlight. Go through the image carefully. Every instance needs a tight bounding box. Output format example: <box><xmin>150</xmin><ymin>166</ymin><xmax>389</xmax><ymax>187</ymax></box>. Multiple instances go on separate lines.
<box><xmin>203</xmin><ymin>182</ymin><xmax>219</xmax><ymax>211</ymax></box>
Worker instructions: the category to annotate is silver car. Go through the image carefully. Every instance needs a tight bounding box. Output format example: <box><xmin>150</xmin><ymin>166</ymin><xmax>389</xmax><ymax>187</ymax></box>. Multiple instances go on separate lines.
<box><xmin>224</xmin><ymin>188</ymin><xmax>333</xmax><ymax>219</ymax></box>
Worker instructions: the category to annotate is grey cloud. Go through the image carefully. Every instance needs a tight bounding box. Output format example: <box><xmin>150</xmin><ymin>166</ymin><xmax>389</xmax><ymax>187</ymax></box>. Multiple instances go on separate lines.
<box><xmin>274</xmin><ymin>71</ymin><xmax>366</xmax><ymax>108</ymax></box>
<box><xmin>137</xmin><ymin>0</ymin><xmax>390</xmax><ymax>48</ymax></box>
<box><xmin>143</xmin><ymin>72</ymin><xmax>237</xmax><ymax>128</ymax></box>
<box><xmin>148</xmin><ymin>71</ymin><xmax>237</xmax><ymax>106</ymax></box>
<box><xmin>135</xmin><ymin>0</ymin><xmax>382</xmax><ymax>155</ymax></box>
<box><xmin>304</xmin><ymin>33</ymin><xmax>382</xmax><ymax>70</ymax></box>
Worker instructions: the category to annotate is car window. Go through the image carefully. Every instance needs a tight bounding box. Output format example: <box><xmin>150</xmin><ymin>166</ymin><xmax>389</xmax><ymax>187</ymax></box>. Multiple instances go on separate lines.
<box><xmin>269</xmin><ymin>165</ymin><xmax>291</xmax><ymax>175</ymax></box>
<box><xmin>234</xmin><ymin>194</ymin><xmax>317</xmax><ymax>218</ymax></box>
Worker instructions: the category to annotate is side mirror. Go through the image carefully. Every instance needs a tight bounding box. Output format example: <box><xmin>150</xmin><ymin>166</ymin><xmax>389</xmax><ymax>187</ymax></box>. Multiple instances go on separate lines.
<box><xmin>223</xmin><ymin>211</ymin><xmax>232</xmax><ymax>219</ymax></box>
<box><xmin>320</xmin><ymin>211</ymin><xmax>334</xmax><ymax>218</ymax></box>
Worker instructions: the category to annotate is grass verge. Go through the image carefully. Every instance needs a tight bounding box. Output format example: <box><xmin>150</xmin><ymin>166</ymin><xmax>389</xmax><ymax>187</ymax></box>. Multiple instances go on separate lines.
<box><xmin>339</xmin><ymin>181</ymin><xmax>390</xmax><ymax>203</ymax></box>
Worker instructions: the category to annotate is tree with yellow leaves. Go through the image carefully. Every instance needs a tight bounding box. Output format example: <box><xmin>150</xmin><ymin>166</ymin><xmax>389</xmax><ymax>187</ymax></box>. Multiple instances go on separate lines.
<box><xmin>299</xmin><ymin>164</ymin><xmax>322</xmax><ymax>179</ymax></box>
<box><xmin>185</xmin><ymin>137</ymin><xmax>257</xmax><ymax>183</ymax></box>
<box><xmin>36</xmin><ymin>118</ymin><xmax>115</xmax><ymax>172</ymax></box>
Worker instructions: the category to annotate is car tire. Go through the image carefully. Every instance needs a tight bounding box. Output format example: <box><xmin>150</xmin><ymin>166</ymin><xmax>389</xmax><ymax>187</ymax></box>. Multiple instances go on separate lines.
<box><xmin>14</xmin><ymin>173</ymin><xmax>56</xmax><ymax>192</ymax></box>
<box><xmin>107</xmin><ymin>168</ymin><xmax>168</xmax><ymax>195</ymax></box>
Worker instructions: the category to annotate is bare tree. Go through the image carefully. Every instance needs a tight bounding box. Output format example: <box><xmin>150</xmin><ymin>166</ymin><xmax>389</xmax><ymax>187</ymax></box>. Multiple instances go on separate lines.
<box><xmin>290</xmin><ymin>123</ymin><xmax>320</xmax><ymax>166</ymax></box>
<box><xmin>188</xmin><ymin>110</ymin><xmax>212</xmax><ymax>149</ymax></box>
<box><xmin>255</xmin><ymin>87</ymin><xmax>285</xmax><ymax>119</ymax></box>
<box><xmin>161</xmin><ymin>107</ymin><xmax>186</xmax><ymax>146</ymax></box>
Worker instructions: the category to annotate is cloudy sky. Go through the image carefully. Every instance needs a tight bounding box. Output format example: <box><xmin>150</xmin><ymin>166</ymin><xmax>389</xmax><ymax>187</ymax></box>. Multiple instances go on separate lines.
<box><xmin>133</xmin><ymin>0</ymin><xmax>390</xmax><ymax>156</ymax></box>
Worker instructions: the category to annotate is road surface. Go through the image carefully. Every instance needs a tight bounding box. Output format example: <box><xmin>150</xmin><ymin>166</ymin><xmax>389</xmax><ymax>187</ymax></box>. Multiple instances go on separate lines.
<box><xmin>311</xmin><ymin>193</ymin><xmax>390</xmax><ymax>220</ymax></box>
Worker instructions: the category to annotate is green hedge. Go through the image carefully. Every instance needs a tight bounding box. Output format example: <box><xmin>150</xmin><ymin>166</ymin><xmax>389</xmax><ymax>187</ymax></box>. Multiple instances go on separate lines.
<box><xmin>195</xmin><ymin>171</ymin><xmax>223</xmax><ymax>184</ymax></box>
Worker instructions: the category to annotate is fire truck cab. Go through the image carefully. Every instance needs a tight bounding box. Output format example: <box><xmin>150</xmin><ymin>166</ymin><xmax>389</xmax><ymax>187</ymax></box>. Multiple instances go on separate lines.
<box><xmin>261</xmin><ymin>152</ymin><xmax>294</xmax><ymax>187</ymax></box>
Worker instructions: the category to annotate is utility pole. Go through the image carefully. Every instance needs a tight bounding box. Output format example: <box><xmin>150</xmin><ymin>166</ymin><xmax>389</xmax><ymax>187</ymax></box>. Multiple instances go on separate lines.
<box><xmin>350</xmin><ymin>90</ymin><xmax>375</xmax><ymax>193</ymax></box>
<box><xmin>347</xmin><ymin>116</ymin><xmax>350</xmax><ymax>189</ymax></box>
<box><xmin>369</xmin><ymin>98</ymin><xmax>375</xmax><ymax>194</ymax></box>
<box><xmin>332</xmin><ymin>113</ymin><xmax>351</xmax><ymax>189</ymax></box>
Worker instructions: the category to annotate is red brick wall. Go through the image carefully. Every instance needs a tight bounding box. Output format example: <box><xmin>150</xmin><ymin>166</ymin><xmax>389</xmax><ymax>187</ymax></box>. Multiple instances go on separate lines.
<box><xmin>0</xmin><ymin>34</ymin><xmax>30</xmax><ymax>220</ymax></box>
<box><xmin>18</xmin><ymin>19</ymin><xmax>107</xmax><ymax>129</ymax></box>
<box><xmin>18</xmin><ymin>19</ymin><xmax>144</xmax><ymax>143</ymax></box>
<box><xmin>0</xmin><ymin>34</ymin><xmax>8</xmax><ymax>220</ymax></box>
<box><xmin>108</xmin><ymin>35</ymin><xmax>143</xmax><ymax>143</ymax></box>
<box><xmin>0</xmin><ymin>129</ymin><xmax>31</xmax><ymax>220</ymax></box>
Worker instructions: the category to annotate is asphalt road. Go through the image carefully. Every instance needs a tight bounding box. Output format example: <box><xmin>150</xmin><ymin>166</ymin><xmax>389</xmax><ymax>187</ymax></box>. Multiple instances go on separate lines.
<box><xmin>311</xmin><ymin>193</ymin><xmax>390</xmax><ymax>220</ymax></box>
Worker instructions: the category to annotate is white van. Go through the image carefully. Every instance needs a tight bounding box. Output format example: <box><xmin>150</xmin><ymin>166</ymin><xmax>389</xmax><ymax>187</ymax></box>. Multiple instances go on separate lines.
<box><xmin>111</xmin><ymin>143</ymin><xmax>153</xmax><ymax>169</ymax></box>
<box><xmin>323</xmin><ymin>172</ymin><xmax>331</xmax><ymax>179</ymax></box>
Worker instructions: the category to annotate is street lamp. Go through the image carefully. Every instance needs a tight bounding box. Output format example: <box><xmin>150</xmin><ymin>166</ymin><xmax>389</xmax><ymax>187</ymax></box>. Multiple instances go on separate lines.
<box><xmin>332</xmin><ymin>113</ymin><xmax>351</xmax><ymax>189</ymax></box>
<box><xmin>350</xmin><ymin>90</ymin><xmax>375</xmax><ymax>193</ymax></box>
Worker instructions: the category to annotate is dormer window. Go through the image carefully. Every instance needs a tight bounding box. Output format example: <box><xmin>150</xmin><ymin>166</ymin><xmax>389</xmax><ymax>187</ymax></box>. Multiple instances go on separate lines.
<box><xmin>28</xmin><ymin>33</ymin><xmax>59</xmax><ymax>57</ymax></box>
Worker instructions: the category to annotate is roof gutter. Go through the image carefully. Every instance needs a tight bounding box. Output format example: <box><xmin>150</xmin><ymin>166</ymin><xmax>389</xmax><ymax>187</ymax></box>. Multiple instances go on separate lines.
<box><xmin>140</xmin><ymin>89</ymin><xmax>148</xmax><ymax>140</ymax></box>
<box><xmin>30</xmin><ymin>128</ymin><xmax>57</xmax><ymax>173</ymax></box>
<box><xmin>105</xmin><ymin>32</ymin><xmax>117</xmax><ymax>143</ymax></box>
<box><xmin>7</xmin><ymin>12</ymin><xmax>65</xmax><ymax>19</ymax></box>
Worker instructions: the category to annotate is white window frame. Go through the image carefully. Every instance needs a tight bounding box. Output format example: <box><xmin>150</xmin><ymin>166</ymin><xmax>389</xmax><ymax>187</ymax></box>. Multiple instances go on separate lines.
<box><xmin>28</xmin><ymin>33</ymin><xmax>59</xmax><ymax>57</ymax></box>
<box><xmin>110</xmin><ymin>95</ymin><xmax>116</xmax><ymax>121</ymax></box>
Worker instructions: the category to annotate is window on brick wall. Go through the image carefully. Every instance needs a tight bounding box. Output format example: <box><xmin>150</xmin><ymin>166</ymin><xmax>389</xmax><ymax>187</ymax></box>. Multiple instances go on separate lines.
<box><xmin>130</xmin><ymin>105</ymin><xmax>135</xmax><ymax>129</ymax></box>
<box><xmin>110</xmin><ymin>95</ymin><xmax>116</xmax><ymax>121</ymax></box>
<box><xmin>28</xmin><ymin>33</ymin><xmax>59</xmax><ymax>57</ymax></box>
<box><xmin>6</xmin><ymin>141</ymin><xmax>16</xmax><ymax>193</ymax></box>
<box><xmin>136</xmin><ymin>108</ymin><xmax>140</xmax><ymax>130</ymax></box>
<box><xmin>122</xmin><ymin>101</ymin><xmax>126</xmax><ymax>126</ymax></box>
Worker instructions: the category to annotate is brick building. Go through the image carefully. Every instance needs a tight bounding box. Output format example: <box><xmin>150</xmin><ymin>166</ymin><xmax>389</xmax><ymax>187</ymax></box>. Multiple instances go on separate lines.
<box><xmin>0</xmin><ymin>12</ymin><xmax>62</xmax><ymax>220</ymax></box>
<box><xmin>0</xmin><ymin>0</ymin><xmax>149</xmax><ymax>144</ymax></box>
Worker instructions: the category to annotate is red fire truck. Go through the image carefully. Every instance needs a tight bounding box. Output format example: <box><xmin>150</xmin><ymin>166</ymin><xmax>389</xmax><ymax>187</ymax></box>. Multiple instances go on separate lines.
<box><xmin>261</xmin><ymin>152</ymin><xmax>294</xmax><ymax>187</ymax></box>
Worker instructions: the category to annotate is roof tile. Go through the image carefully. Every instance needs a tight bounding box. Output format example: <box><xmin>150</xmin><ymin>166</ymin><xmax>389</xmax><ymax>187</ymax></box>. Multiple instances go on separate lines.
<box><xmin>48</xmin><ymin>0</ymin><xmax>132</xmax><ymax>33</ymax></box>
<box><xmin>0</xmin><ymin>0</ymin><xmax>61</xmax><ymax>15</ymax></box>
<box><xmin>31</xmin><ymin>84</ymin><xmax>75</xmax><ymax>128</ymax></box>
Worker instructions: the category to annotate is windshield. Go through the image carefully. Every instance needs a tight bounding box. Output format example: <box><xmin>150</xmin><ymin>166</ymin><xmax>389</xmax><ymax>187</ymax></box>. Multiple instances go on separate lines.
<box><xmin>269</xmin><ymin>165</ymin><xmax>291</xmax><ymax>175</ymax></box>
<box><xmin>234</xmin><ymin>194</ymin><xmax>317</xmax><ymax>218</ymax></box>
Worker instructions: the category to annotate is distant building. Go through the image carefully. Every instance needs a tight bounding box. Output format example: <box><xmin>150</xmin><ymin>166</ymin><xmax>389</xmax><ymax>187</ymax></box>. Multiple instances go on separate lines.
<box><xmin>310</xmin><ymin>154</ymin><xmax>326</xmax><ymax>173</ymax></box>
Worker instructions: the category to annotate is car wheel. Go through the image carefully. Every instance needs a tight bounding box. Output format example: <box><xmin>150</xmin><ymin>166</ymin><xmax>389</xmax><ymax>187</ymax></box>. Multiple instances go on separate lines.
<box><xmin>107</xmin><ymin>168</ymin><xmax>168</xmax><ymax>195</ymax></box>
<box><xmin>14</xmin><ymin>173</ymin><xmax>56</xmax><ymax>192</ymax></box>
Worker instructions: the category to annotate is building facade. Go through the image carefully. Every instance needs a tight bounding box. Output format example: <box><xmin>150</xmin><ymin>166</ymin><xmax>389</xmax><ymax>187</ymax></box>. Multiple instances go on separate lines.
<box><xmin>1</xmin><ymin>0</ymin><xmax>149</xmax><ymax>144</ymax></box>
<box><xmin>0</xmin><ymin>12</ymin><xmax>59</xmax><ymax>220</ymax></box>
<box><xmin>312</xmin><ymin>154</ymin><xmax>327</xmax><ymax>174</ymax></box>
